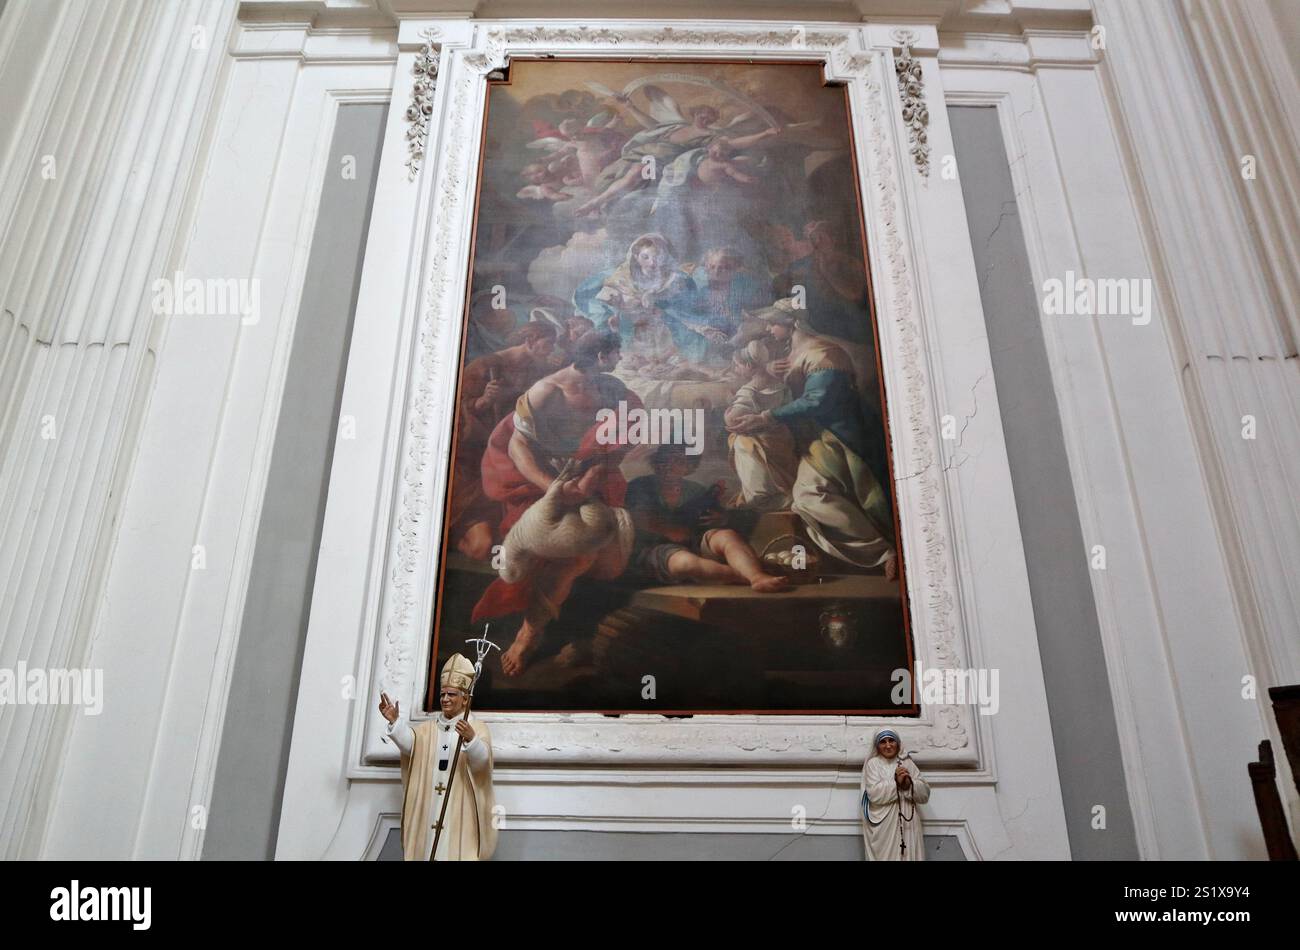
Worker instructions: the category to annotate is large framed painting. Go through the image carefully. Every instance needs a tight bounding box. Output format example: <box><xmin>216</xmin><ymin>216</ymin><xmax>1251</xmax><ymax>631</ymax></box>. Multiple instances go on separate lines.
<box><xmin>428</xmin><ymin>58</ymin><xmax>916</xmax><ymax>715</ymax></box>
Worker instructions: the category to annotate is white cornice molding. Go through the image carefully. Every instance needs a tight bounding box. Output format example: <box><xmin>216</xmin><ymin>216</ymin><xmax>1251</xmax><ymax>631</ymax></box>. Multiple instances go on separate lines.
<box><xmin>232</xmin><ymin>1</ymin><xmax>1101</xmax><ymax>72</ymax></box>
<box><xmin>232</xmin><ymin>21</ymin><xmax>399</xmax><ymax>60</ymax></box>
<box><xmin>937</xmin><ymin>29</ymin><xmax>1098</xmax><ymax>70</ymax></box>
<box><xmin>238</xmin><ymin>0</ymin><xmax>1095</xmax><ymax>34</ymax></box>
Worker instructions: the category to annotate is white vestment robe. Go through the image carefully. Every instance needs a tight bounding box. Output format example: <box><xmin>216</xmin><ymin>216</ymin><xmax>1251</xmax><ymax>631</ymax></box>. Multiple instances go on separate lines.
<box><xmin>387</xmin><ymin>710</ymin><xmax>496</xmax><ymax>861</ymax></box>
<box><xmin>860</xmin><ymin>745</ymin><xmax>930</xmax><ymax>861</ymax></box>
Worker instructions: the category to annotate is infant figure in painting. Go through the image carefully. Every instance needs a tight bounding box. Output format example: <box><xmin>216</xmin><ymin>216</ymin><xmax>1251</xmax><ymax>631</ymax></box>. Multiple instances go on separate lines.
<box><xmin>731</xmin><ymin>299</ymin><xmax>898</xmax><ymax>580</ymax></box>
<box><xmin>860</xmin><ymin>729</ymin><xmax>930</xmax><ymax>861</ymax></box>
<box><xmin>725</xmin><ymin>340</ymin><xmax>797</xmax><ymax>512</ymax></box>
<box><xmin>693</xmin><ymin>137</ymin><xmax>764</xmax><ymax>187</ymax></box>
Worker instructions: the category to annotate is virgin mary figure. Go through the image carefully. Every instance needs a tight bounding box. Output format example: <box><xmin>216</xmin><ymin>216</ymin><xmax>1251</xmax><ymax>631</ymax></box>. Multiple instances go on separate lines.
<box><xmin>860</xmin><ymin>728</ymin><xmax>930</xmax><ymax>861</ymax></box>
<box><xmin>574</xmin><ymin>233</ymin><xmax>712</xmax><ymax>366</ymax></box>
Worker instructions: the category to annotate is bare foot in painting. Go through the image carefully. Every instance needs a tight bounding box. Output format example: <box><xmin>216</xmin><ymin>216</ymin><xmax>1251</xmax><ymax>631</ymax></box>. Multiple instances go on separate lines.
<box><xmin>750</xmin><ymin>573</ymin><xmax>792</xmax><ymax>593</ymax></box>
<box><xmin>698</xmin><ymin>528</ymin><xmax>792</xmax><ymax>593</ymax></box>
<box><xmin>884</xmin><ymin>550</ymin><xmax>898</xmax><ymax>582</ymax></box>
<box><xmin>501</xmin><ymin>621</ymin><xmax>543</xmax><ymax>677</ymax></box>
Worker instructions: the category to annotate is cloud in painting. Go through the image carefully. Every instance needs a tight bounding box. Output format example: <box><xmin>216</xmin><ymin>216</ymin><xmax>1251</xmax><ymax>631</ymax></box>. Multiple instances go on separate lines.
<box><xmin>527</xmin><ymin>227</ymin><xmax>622</xmax><ymax>304</ymax></box>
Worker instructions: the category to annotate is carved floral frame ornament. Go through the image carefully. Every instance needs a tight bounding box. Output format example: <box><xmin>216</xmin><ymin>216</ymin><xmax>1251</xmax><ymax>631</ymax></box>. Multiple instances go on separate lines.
<box><xmin>365</xmin><ymin>21</ymin><xmax>980</xmax><ymax>772</ymax></box>
<box><xmin>890</xmin><ymin>28</ymin><xmax>930</xmax><ymax>177</ymax></box>
<box><xmin>404</xmin><ymin>28</ymin><xmax>441</xmax><ymax>180</ymax></box>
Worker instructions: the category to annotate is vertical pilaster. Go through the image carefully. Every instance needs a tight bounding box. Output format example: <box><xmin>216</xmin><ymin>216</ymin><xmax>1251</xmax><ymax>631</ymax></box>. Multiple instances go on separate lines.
<box><xmin>0</xmin><ymin>0</ymin><xmax>236</xmax><ymax>858</ymax></box>
<box><xmin>1093</xmin><ymin>0</ymin><xmax>1300</xmax><ymax>842</ymax></box>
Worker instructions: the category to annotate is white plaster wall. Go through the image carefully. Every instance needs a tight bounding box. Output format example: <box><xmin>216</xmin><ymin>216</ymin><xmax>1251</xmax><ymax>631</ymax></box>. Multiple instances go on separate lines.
<box><xmin>4</xmin><ymin>0</ymin><xmax>1294</xmax><ymax>862</ymax></box>
<box><xmin>0</xmin><ymin>0</ymin><xmax>238</xmax><ymax>859</ymax></box>
<box><xmin>31</xmin><ymin>17</ymin><xmax>398</xmax><ymax>859</ymax></box>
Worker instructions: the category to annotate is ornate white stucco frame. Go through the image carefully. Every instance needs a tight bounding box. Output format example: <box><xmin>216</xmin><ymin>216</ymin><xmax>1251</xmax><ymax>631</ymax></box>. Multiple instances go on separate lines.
<box><xmin>362</xmin><ymin>18</ymin><xmax>979</xmax><ymax>772</ymax></box>
<box><xmin>271</xmin><ymin>14</ymin><xmax>1071</xmax><ymax>857</ymax></box>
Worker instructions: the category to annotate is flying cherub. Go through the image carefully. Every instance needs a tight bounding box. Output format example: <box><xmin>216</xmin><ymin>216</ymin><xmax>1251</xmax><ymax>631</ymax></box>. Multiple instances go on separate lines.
<box><xmin>574</xmin><ymin>83</ymin><xmax>789</xmax><ymax>217</ymax></box>
<box><xmin>520</xmin><ymin>112</ymin><xmax>626</xmax><ymax>200</ymax></box>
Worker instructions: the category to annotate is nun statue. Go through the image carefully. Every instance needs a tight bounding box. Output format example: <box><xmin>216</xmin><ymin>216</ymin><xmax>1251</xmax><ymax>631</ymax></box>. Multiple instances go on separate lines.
<box><xmin>860</xmin><ymin>728</ymin><xmax>930</xmax><ymax>861</ymax></box>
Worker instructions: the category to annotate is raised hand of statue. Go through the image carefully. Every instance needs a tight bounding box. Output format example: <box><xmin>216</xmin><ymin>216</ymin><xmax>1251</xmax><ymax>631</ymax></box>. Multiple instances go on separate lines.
<box><xmin>455</xmin><ymin>720</ymin><xmax>476</xmax><ymax>743</ymax></box>
<box><xmin>379</xmin><ymin>691</ymin><xmax>399</xmax><ymax>725</ymax></box>
<box><xmin>895</xmin><ymin>765</ymin><xmax>911</xmax><ymax>788</ymax></box>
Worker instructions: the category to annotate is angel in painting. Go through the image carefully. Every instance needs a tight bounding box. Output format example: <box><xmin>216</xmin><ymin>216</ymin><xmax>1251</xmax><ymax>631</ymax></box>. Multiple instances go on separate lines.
<box><xmin>519</xmin><ymin>113</ymin><xmax>627</xmax><ymax>201</ymax></box>
<box><xmin>573</xmin><ymin>80</ymin><xmax>787</xmax><ymax>217</ymax></box>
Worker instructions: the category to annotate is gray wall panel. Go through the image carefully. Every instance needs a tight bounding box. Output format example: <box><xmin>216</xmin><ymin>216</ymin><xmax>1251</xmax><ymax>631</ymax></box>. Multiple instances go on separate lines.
<box><xmin>204</xmin><ymin>102</ymin><xmax>387</xmax><ymax>860</ymax></box>
<box><xmin>947</xmin><ymin>104</ymin><xmax>1139</xmax><ymax>859</ymax></box>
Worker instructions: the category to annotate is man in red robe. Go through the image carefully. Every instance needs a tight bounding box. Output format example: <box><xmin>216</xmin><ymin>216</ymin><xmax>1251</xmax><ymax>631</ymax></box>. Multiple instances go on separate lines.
<box><xmin>450</xmin><ymin>321</ymin><xmax>558</xmax><ymax>560</ymax></box>
<box><xmin>473</xmin><ymin>331</ymin><xmax>641</xmax><ymax>675</ymax></box>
